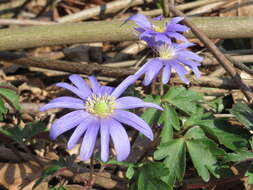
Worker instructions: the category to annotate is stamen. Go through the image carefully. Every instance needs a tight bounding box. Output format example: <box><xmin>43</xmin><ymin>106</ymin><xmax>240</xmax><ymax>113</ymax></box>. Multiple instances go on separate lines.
<box><xmin>158</xmin><ymin>44</ymin><xmax>176</xmax><ymax>60</ymax></box>
<box><xmin>152</xmin><ymin>24</ymin><xmax>165</xmax><ymax>33</ymax></box>
<box><xmin>85</xmin><ymin>94</ymin><xmax>115</xmax><ymax>117</ymax></box>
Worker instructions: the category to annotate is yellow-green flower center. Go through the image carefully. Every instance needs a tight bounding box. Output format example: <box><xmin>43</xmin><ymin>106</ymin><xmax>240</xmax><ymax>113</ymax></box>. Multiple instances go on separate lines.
<box><xmin>153</xmin><ymin>24</ymin><xmax>165</xmax><ymax>33</ymax></box>
<box><xmin>85</xmin><ymin>94</ymin><xmax>115</xmax><ymax>117</ymax></box>
<box><xmin>158</xmin><ymin>45</ymin><xmax>176</xmax><ymax>60</ymax></box>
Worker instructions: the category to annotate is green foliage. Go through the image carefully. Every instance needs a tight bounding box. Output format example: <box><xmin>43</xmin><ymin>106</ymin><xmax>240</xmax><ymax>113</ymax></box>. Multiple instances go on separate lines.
<box><xmin>0</xmin><ymin>84</ymin><xmax>20</xmax><ymax>120</ymax></box>
<box><xmin>245</xmin><ymin>163</ymin><xmax>253</xmax><ymax>184</ymax></box>
<box><xmin>158</xmin><ymin>104</ymin><xmax>174</xmax><ymax>144</ymax></box>
<box><xmin>141</xmin><ymin>95</ymin><xmax>161</xmax><ymax>125</ymax></box>
<box><xmin>185</xmin><ymin>126</ymin><xmax>229</xmax><ymax>182</ymax></box>
<box><xmin>0</xmin><ymin>122</ymin><xmax>47</xmax><ymax>143</ymax></box>
<box><xmin>162</xmin><ymin>86</ymin><xmax>203</xmax><ymax>115</ymax></box>
<box><xmin>126</xmin><ymin>165</ymin><xmax>135</xmax><ymax>179</ymax></box>
<box><xmin>197</xmin><ymin>119</ymin><xmax>250</xmax><ymax>151</ymax></box>
<box><xmin>230</xmin><ymin>102</ymin><xmax>253</xmax><ymax>130</ymax></box>
<box><xmin>208</xmin><ymin>97</ymin><xmax>224</xmax><ymax>113</ymax></box>
<box><xmin>154</xmin><ymin>138</ymin><xmax>185</xmax><ymax>189</ymax></box>
<box><xmin>49</xmin><ymin>187</ymin><xmax>67</xmax><ymax>190</ymax></box>
<box><xmin>34</xmin><ymin>156</ymin><xmax>78</xmax><ymax>189</ymax></box>
<box><xmin>51</xmin><ymin>155</ymin><xmax>77</xmax><ymax>168</ymax></box>
<box><xmin>129</xmin><ymin>162</ymin><xmax>170</xmax><ymax>190</ymax></box>
<box><xmin>139</xmin><ymin>87</ymin><xmax>252</xmax><ymax>189</ymax></box>
<box><xmin>33</xmin><ymin>166</ymin><xmax>63</xmax><ymax>189</ymax></box>
<box><xmin>227</xmin><ymin>150</ymin><xmax>253</xmax><ymax>162</ymax></box>
<box><xmin>154</xmin><ymin>126</ymin><xmax>229</xmax><ymax>184</ymax></box>
<box><xmin>162</xmin><ymin>104</ymin><xmax>180</xmax><ymax>131</ymax></box>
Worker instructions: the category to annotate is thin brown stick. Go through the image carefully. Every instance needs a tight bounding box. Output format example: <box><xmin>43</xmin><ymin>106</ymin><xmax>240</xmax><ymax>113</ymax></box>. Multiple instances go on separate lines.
<box><xmin>141</xmin><ymin>0</ymin><xmax>228</xmax><ymax>17</ymax></box>
<box><xmin>13</xmin><ymin>0</ymin><xmax>33</xmax><ymax>18</ymax></box>
<box><xmin>161</xmin><ymin>0</ymin><xmax>170</xmax><ymax>17</ymax></box>
<box><xmin>0</xmin><ymin>18</ymin><xmax>55</xmax><ymax>26</ymax></box>
<box><xmin>0</xmin><ymin>0</ymin><xmax>26</xmax><ymax>11</ymax></box>
<box><xmin>84</xmin><ymin>154</ymin><xmax>95</xmax><ymax>190</ymax></box>
<box><xmin>0</xmin><ymin>0</ymin><xmax>26</xmax><ymax>18</ymax></box>
<box><xmin>0</xmin><ymin>51</ymin><xmax>134</xmax><ymax>78</ymax></box>
<box><xmin>203</xmin><ymin>54</ymin><xmax>253</xmax><ymax>65</ymax></box>
<box><xmin>226</xmin><ymin>49</ymin><xmax>253</xmax><ymax>55</ymax></box>
<box><xmin>168</xmin><ymin>5</ymin><xmax>253</xmax><ymax>102</ymax></box>
<box><xmin>225</xmin><ymin>54</ymin><xmax>253</xmax><ymax>76</ymax></box>
<box><xmin>208</xmin><ymin>66</ymin><xmax>226</xmax><ymax>77</ymax></box>
<box><xmin>174</xmin><ymin>76</ymin><xmax>253</xmax><ymax>89</ymax></box>
<box><xmin>56</xmin><ymin>0</ymin><xmax>153</xmax><ymax>23</ymax></box>
<box><xmin>36</xmin><ymin>0</ymin><xmax>55</xmax><ymax>18</ymax></box>
<box><xmin>106</xmin><ymin>41</ymin><xmax>147</xmax><ymax>63</ymax></box>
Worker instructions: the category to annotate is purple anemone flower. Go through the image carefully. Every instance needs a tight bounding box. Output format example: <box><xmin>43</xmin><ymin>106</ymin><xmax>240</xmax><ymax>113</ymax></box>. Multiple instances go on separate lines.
<box><xmin>40</xmin><ymin>75</ymin><xmax>162</xmax><ymax>162</ymax></box>
<box><xmin>135</xmin><ymin>42</ymin><xmax>203</xmax><ymax>85</ymax></box>
<box><xmin>124</xmin><ymin>14</ymin><xmax>189</xmax><ymax>46</ymax></box>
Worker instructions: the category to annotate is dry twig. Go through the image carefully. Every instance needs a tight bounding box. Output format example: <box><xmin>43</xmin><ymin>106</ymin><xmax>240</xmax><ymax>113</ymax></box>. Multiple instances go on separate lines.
<box><xmin>0</xmin><ymin>18</ymin><xmax>55</xmax><ymax>26</ymax></box>
<box><xmin>56</xmin><ymin>0</ymin><xmax>153</xmax><ymax>23</ymax></box>
<box><xmin>0</xmin><ymin>17</ymin><xmax>253</xmax><ymax>51</ymax></box>
<box><xmin>168</xmin><ymin>5</ymin><xmax>253</xmax><ymax>102</ymax></box>
<box><xmin>0</xmin><ymin>51</ymin><xmax>135</xmax><ymax>78</ymax></box>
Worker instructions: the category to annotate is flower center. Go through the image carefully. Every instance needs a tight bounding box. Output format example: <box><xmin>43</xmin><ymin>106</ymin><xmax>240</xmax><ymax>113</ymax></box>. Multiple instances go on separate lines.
<box><xmin>85</xmin><ymin>94</ymin><xmax>115</xmax><ymax>117</ymax></box>
<box><xmin>152</xmin><ymin>24</ymin><xmax>165</xmax><ymax>33</ymax></box>
<box><xmin>158</xmin><ymin>44</ymin><xmax>176</xmax><ymax>60</ymax></box>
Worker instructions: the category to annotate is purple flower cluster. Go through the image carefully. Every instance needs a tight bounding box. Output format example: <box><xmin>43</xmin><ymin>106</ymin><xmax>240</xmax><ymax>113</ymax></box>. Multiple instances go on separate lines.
<box><xmin>40</xmin><ymin>14</ymin><xmax>202</xmax><ymax>162</ymax></box>
<box><xmin>135</xmin><ymin>42</ymin><xmax>202</xmax><ymax>85</ymax></box>
<box><xmin>125</xmin><ymin>14</ymin><xmax>189</xmax><ymax>46</ymax></box>
<box><xmin>125</xmin><ymin>14</ymin><xmax>202</xmax><ymax>84</ymax></box>
<box><xmin>41</xmin><ymin>75</ymin><xmax>162</xmax><ymax>162</ymax></box>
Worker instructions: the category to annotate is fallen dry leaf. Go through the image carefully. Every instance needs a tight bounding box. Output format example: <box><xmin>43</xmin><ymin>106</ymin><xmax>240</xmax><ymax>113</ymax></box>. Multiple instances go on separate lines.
<box><xmin>0</xmin><ymin>161</ymin><xmax>47</xmax><ymax>190</ymax></box>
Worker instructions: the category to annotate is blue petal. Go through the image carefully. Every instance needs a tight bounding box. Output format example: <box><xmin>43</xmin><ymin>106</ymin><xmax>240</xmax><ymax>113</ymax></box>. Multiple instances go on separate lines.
<box><xmin>139</xmin><ymin>34</ymin><xmax>156</xmax><ymax>46</ymax></box>
<box><xmin>80</xmin><ymin>119</ymin><xmax>100</xmax><ymax>161</ymax></box>
<box><xmin>162</xmin><ymin>64</ymin><xmax>171</xmax><ymax>84</ymax></box>
<box><xmin>40</xmin><ymin>101</ymin><xmax>85</xmax><ymax>111</ymax></box>
<box><xmin>50</xmin><ymin>110</ymin><xmax>88</xmax><ymax>140</ymax></box>
<box><xmin>192</xmin><ymin>66</ymin><xmax>201</xmax><ymax>79</ymax></box>
<box><xmin>139</xmin><ymin>30</ymin><xmax>152</xmax><ymax>39</ymax></box>
<box><xmin>56</xmin><ymin>82</ymin><xmax>87</xmax><ymax>100</ymax></box>
<box><xmin>174</xmin><ymin>24</ymin><xmax>190</xmax><ymax>32</ymax></box>
<box><xmin>134</xmin><ymin>27</ymin><xmax>146</xmax><ymax>33</ymax></box>
<box><xmin>88</xmin><ymin>76</ymin><xmax>100</xmax><ymax>94</ymax></box>
<box><xmin>176</xmin><ymin>57</ymin><xmax>201</xmax><ymax>67</ymax></box>
<box><xmin>134</xmin><ymin>59</ymin><xmax>155</xmax><ymax>79</ymax></box>
<box><xmin>69</xmin><ymin>74</ymin><xmax>92</xmax><ymax>97</ymax></box>
<box><xmin>40</xmin><ymin>96</ymin><xmax>85</xmax><ymax>111</ymax></box>
<box><xmin>152</xmin><ymin>15</ymin><xmax>164</xmax><ymax>21</ymax></box>
<box><xmin>178</xmin><ymin>50</ymin><xmax>203</xmax><ymax>62</ymax></box>
<box><xmin>143</xmin><ymin>59</ymin><xmax>163</xmax><ymax>86</ymax></box>
<box><xmin>176</xmin><ymin>58</ymin><xmax>201</xmax><ymax>78</ymax></box>
<box><xmin>166</xmin><ymin>23</ymin><xmax>189</xmax><ymax>32</ymax></box>
<box><xmin>124</xmin><ymin>14</ymin><xmax>152</xmax><ymax>29</ymax></box>
<box><xmin>100</xmin><ymin>86</ymin><xmax>114</xmax><ymax>95</ymax></box>
<box><xmin>67</xmin><ymin>116</ymin><xmax>96</xmax><ymax>149</ymax></box>
<box><xmin>174</xmin><ymin>42</ymin><xmax>195</xmax><ymax>49</ymax></box>
<box><xmin>112</xmin><ymin>110</ymin><xmax>154</xmax><ymax>140</ymax></box>
<box><xmin>171</xmin><ymin>61</ymin><xmax>189</xmax><ymax>84</ymax></box>
<box><xmin>154</xmin><ymin>33</ymin><xmax>172</xmax><ymax>44</ymax></box>
<box><xmin>170</xmin><ymin>17</ymin><xmax>184</xmax><ymax>24</ymax></box>
<box><xmin>100</xmin><ymin>118</ymin><xmax>111</xmax><ymax>162</ymax></box>
<box><xmin>108</xmin><ymin>118</ymin><xmax>130</xmax><ymax>161</ymax></box>
<box><xmin>168</xmin><ymin>32</ymin><xmax>188</xmax><ymax>42</ymax></box>
<box><xmin>111</xmin><ymin>75</ymin><xmax>138</xmax><ymax>99</ymax></box>
<box><xmin>50</xmin><ymin>96</ymin><xmax>83</xmax><ymax>104</ymax></box>
<box><xmin>115</xmin><ymin>96</ymin><xmax>163</xmax><ymax>110</ymax></box>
